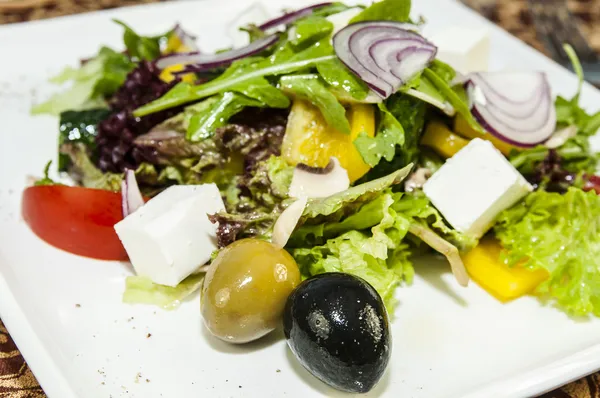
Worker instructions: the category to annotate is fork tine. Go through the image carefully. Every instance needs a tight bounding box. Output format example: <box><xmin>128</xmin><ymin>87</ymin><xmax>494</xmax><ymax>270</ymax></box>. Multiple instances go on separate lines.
<box><xmin>546</xmin><ymin>4</ymin><xmax>599</xmax><ymax>63</ymax></box>
<box><xmin>528</xmin><ymin>0</ymin><xmax>599</xmax><ymax>65</ymax></box>
<box><xmin>528</xmin><ymin>0</ymin><xmax>565</xmax><ymax>62</ymax></box>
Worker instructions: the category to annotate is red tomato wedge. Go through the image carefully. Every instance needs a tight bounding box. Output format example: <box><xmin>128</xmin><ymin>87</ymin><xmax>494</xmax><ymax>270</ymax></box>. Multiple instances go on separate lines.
<box><xmin>22</xmin><ymin>185</ymin><xmax>127</xmax><ymax>261</ymax></box>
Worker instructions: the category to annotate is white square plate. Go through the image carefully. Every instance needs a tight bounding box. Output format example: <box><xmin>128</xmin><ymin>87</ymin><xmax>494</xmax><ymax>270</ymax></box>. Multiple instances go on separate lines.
<box><xmin>1</xmin><ymin>1</ymin><xmax>600</xmax><ymax>397</ymax></box>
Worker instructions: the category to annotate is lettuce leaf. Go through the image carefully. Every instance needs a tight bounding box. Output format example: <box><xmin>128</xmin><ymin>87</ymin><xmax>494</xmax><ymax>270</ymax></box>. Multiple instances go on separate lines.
<box><xmin>350</xmin><ymin>0</ymin><xmax>411</xmax><ymax>23</ymax></box>
<box><xmin>494</xmin><ymin>188</ymin><xmax>600</xmax><ymax>316</ymax></box>
<box><xmin>354</xmin><ymin>103</ymin><xmax>405</xmax><ymax>167</ymax></box>
<box><xmin>290</xmin><ymin>190</ymin><xmax>472</xmax><ymax>307</ymax></box>
<box><xmin>280</xmin><ymin>74</ymin><xmax>350</xmax><ymax>134</ymax></box>
<box><xmin>60</xmin><ymin>143</ymin><xmax>122</xmax><ymax>191</ymax></box>
<box><xmin>291</xmin><ymin>192</ymin><xmax>415</xmax><ymax>306</ymax></box>
<box><xmin>32</xmin><ymin>47</ymin><xmax>134</xmax><ymax>116</ymax></box>
<box><xmin>357</xmin><ymin>94</ymin><xmax>426</xmax><ymax>182</ymax></box>
<box><xmin>123</xmin><ymin>273</ymin><xmax>204</xmax><ymax>310</ymax></box>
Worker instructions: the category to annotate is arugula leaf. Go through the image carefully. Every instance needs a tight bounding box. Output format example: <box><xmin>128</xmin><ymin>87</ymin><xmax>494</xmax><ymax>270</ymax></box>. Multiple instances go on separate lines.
<box><xmin>32</xmin><ymin>47</ymin><xmax>134</xmax><ymax>116</ymax></box>
<box><xmin>350</xmin><ymin>0</ymin><xmax>412</xmax><ymax>23</ymax></box>
<box><xmin>290</xmin><ymin>16</ymin><xmax>333</xmax><ymax>46</ymax></box>
<box><xmin>113</xmin><ymin>19</ymin><xmax>169</xmax><ymax>61</ymax></box>
<box><xmin>91</xmin><ymin>47</ymin><xmax>137</xmax><ymax>97</ymax></box>
<box><xmin>34</xmin><ymin>161</ymin><xmax>60</xmax><ymax>186</ymax></box>
<box><xmin>230</xmin><ymin>76</ymin><xmax>290</xmax><ymax>108</ymax></box>
<box><xmin>186</xmin><ymin>93</ymin><xmax>265</xmax><ymax>141</ymax></box>
<box><xmin>317</xmin><ymin>58</ymin><xmax>369</xmax><ymax>101</ymax></box>
<box><xmin>354</xmin><ymin>103</ymin><xmax>405</xmax><ymax>167</ymax></box>
<box><xmin>358</xmin><ymin>94</ymin><xmax>426</xmax><ymax>182</ymax></box>
<box><xmin>58</xmin><ymin>108</ymin><xmax>111</xmax><ymax>171</ymax></box>
<box><xmin>310</xmin><ymin>2</ymin><xmax>353</xmax><ymax>18</ymax></box>
<box><xmin>134</xmin><ymin>39</ymin><xmax>336</xmax><ymax>117</ymax></box>
<box><xmin>280</xmin><ymin>74</ymin><xmax>350</xmax><ymax>134</ymax></box>
<box><xmin>427</xmin><ymin>59</ymin><xmax>456</xmax><ymax>83</ymax></box>
<box><xmin>495</xmin><ymin>188</ymin><xmax>600</xmax><ymax>317</ymax></box>
<box><xmin>422</xmin><ymin>67</ymin><xmax>485</xmax><ymax>134</ymax></box>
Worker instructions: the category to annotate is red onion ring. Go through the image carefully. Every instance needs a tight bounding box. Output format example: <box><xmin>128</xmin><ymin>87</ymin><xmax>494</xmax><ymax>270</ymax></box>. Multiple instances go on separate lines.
<box><xmin>333</xmin><ymin>22</ymin><xmax>437</xmax><ymax>99</ymax></box>
<box><xmin>121</xmin><ymin>169</ymin><xmax>144</xmax><ymax>218</ymax></box>
<box><xmin>156</xmin><ymin>34</ymin><xmax>279</xmax><ymax>70</ymax></box>
<box><xmin>258</xmin><ymin>3</ymin><xmax>333</xmax><ymax>31</ymax></box>
<box><xmin>465</xmin><ymin>72</ymin><xmax>556</xmax><ymax>147</ymax></box>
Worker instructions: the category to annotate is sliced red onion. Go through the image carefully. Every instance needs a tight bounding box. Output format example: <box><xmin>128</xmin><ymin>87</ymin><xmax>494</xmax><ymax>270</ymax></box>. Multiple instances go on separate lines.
<box><xmin>121</xmin><ymin>169</ymin><xmax>144</xmax><ymax>218</ymax></box>
<box><xmin>156</xmin><ymin>34</ymin><xmax>279</xmax><ymax>70</ymax></box>
<box><xmin>173</xmin><ymin>24</ymin><xmax>198</xmax><ymax>52</ymax></box>
<box><xmin>258</xmin><ymin>3</ymin><xmax>333</xmax><ymax>31</ymax></box>
<box><xmin>333</xmin><ymin>22</ymin><xmax>437</xmax><ymax>99</ymax></box>
<box><xmin>466</xmin><ymin>72</ymin><xmax>556</xmax><ymax>147</ymax></box>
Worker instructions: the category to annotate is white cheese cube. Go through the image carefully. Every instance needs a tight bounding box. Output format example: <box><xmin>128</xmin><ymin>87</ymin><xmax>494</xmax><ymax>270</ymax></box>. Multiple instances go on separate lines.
<box><xmin>430</xmin><ymin>26</ymin><xmax>490</xmax><ymax>74</ymax></box>
<box><xmin>423</xmin><ymin>138</ymin><xmax>532</xmax><ymax>238</ymax></box>
<box><xmin>327</xmin><ymin>8</ymin><xmax>362</xmax><ymax>36</ymax></box>
<box><xmin>228</xmin><ymin>3</ymin><xmax>271</xmax><ymax>48</ymax></box>
<box><xmin>114</xmin><ymin>184</ymin><xmax>225</xmax><ymax>287</ymax></box>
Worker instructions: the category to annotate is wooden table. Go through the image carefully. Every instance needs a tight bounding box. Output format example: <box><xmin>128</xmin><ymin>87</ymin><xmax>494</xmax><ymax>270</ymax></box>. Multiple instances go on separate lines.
<box><xmin>1</xmin><ymin>1</ymin><xmax>600</xmax><ymax>397</ymax></box>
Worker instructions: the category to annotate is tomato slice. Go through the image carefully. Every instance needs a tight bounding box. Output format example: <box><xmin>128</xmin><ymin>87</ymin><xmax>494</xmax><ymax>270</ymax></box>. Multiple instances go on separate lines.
<box><xmin>22</xmin><ymin>185</ymin><xmax>127</xmax><ymax>261</ymax></box>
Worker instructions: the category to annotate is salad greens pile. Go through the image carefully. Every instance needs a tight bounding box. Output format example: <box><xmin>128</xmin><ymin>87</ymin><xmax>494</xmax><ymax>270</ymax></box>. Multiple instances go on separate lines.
<box><xmin>31</xmin><ymin>0</ymin><xmax>600</xmax><ymax>317</ymax></box>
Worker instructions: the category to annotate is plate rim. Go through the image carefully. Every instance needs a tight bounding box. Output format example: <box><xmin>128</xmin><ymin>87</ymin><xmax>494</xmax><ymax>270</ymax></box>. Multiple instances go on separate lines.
<box><xmin>1</xmin><ymin>1</ymin><xmax>599</xmax><ymax>397</ymax></box>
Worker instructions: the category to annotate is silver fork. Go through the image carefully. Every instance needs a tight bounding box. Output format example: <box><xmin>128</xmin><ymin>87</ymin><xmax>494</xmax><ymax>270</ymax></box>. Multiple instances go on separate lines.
<box><xmin>528</xmin><ymin>0</ymin><xmax>600</xmax><ymax>87</ymax></box>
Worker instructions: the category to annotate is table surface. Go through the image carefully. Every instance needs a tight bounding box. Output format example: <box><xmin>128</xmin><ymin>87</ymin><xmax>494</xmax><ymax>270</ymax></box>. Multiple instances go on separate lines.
<box><xmin>1</xmin><ymin>0</ymin><xmax>599</xmax><ymax>397</ymax></box>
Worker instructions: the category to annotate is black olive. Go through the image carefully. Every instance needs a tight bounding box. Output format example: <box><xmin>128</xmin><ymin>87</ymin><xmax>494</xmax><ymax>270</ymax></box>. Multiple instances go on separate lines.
<box><xmin>283</xmin><ymin>273</ymin><xmax>391</xmax><ymax>393</ymax></box>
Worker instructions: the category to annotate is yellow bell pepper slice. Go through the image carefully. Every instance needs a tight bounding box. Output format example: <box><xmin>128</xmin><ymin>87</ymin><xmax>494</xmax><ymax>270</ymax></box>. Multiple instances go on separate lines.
<box><xmin>159</xmin><ymin>34</ymin><xmax>196</xmax><ymax>84</ymax></box>
<box><xmin>281</xmin><ymin>100</ymin><xmax>375</xmax><ymax>183</ymax></box>
<box><xmin>421</xmin><ymin>120</ymin><xmax>470</xmax><ymax>158</ymax></box>
<box><xmin>462</xmin><ymin>238</ymin><xmax>548</xmax><ymax>302</ymax></box>
<box><xmin>453</xmin><ymin>116</ymin><xmax>520</xmax><ymax>156</ymax></box>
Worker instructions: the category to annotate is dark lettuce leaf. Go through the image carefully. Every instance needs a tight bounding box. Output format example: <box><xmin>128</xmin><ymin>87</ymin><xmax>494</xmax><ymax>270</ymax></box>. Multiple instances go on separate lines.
<box><xmin>58</xmin><ymin>108</ymin><xmax>111</xmax><ymax>171</ymax></box>
<box><xmin>209</xmin><ymin>156</ymin><xmax>294</xmax><ymax>247</ymax></box>
<box><xmin>95</xmin><ymin>61</ymin><xmax>184</xmax><ymax>173</ymax></box>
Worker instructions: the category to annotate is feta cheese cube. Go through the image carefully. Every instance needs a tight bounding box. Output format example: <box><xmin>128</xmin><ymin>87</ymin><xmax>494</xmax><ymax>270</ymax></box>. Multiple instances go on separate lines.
<box><xmin>114</xmin><ymin>184</ymin><xmax>225</xmax><ymax>287</ymax></box>
<box><xmin>423</xmin><ymin>138</ymin><xmax>532</xmax><ymax>238</ymax></box>
<box><xmin>429</xmin><ymin>26</ymin><xmax>490</xmax><ymax>74</ymax></box>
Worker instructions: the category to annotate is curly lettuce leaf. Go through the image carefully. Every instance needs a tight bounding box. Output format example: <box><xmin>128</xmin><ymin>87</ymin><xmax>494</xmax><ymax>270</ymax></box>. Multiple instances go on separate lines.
<box><xmin>291</xmin><ymin>192</ymin><xmax>415</xmax><ymax>306</ymax></box>
<box><xmin>32</xmin><ymin>47</ymin><xmax>134</xmax><ymax>116</ymax></box>
<box><xmin>123</xmin><ymin>273</ymin><xmax>204</xmax><ymax>310</ymax></box>
<box><xmin>302</xmin><ymin>164</ymin><xmax>413</xmax><ymax>221</ymax></box>
<box><xmin>494</xmin><ymin>188</ymin><xmax>600</xmax><ymax>317</ymax></box>
<box><xmin>290</xmin><ymin>188</ymin><xmax>472</xmax><ymax>305</ymax></box>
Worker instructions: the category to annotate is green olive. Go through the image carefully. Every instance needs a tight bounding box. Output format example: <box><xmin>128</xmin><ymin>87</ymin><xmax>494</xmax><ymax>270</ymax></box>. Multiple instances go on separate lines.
<box><xmin>201</xmin><ymin>238</ymin><xmax>301</xmax><ymax>344</ymax></box>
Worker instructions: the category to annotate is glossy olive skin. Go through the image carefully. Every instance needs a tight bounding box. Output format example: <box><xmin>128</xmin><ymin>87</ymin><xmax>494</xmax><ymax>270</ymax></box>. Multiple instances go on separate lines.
<box><xmin>283</xmin><ymin>273</ymin><xmax>390</xmax><ymax>393</ymax></box>
<box><xmin>201</xmin><ymin>239</ymin><xmax>300</xmax><ymax>344</ymax></box>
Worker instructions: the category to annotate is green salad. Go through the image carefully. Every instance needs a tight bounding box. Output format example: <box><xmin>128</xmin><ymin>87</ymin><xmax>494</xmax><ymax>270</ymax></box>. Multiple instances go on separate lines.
<box><xmin>24</xmin><ymin>0</ymin><xmax>600</xmax><ymax>392</ymax></box>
